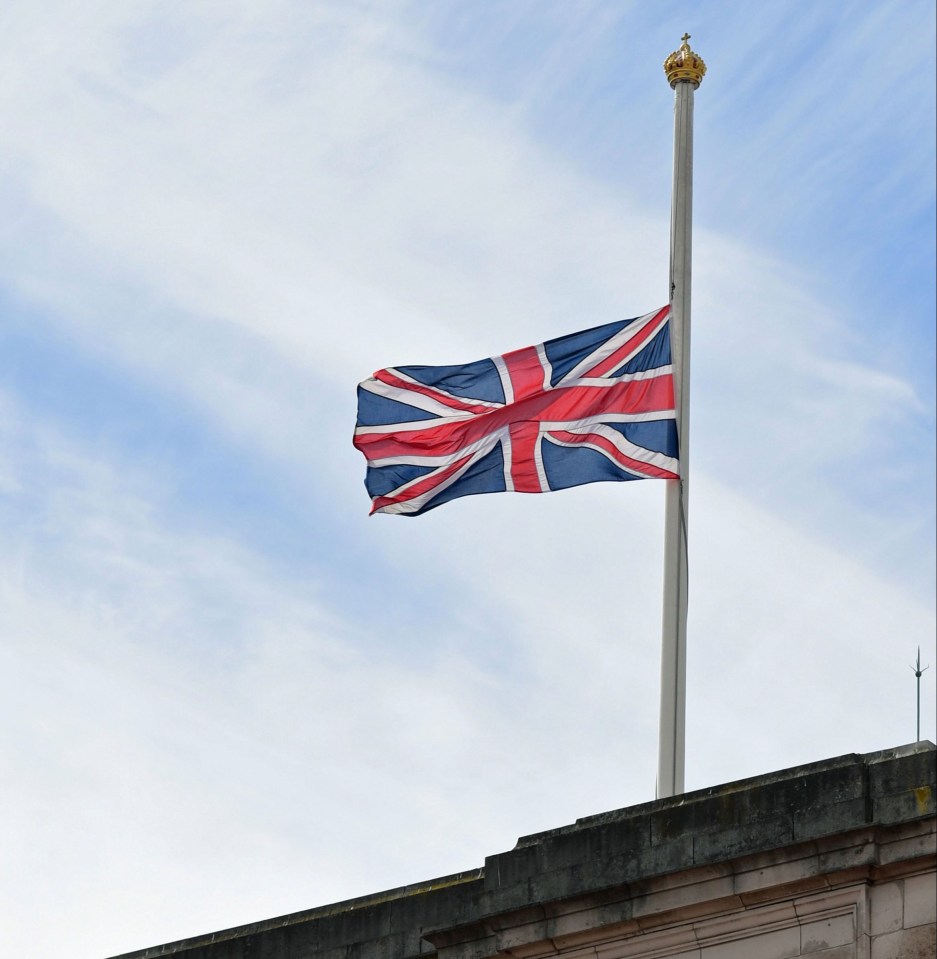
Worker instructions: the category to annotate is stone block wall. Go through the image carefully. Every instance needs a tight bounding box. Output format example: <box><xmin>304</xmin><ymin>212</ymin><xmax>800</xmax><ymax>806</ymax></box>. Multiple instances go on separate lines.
<box><xmin>111</xmin><ymin>742</ymin><xmax>936</xmax><ymax>959</ymax></box>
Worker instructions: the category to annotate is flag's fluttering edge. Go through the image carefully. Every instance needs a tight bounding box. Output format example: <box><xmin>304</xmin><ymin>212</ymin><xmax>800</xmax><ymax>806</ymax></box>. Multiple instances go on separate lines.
<box><xmin>353</xmin><ymin>307</ymin><xmax>678</xmax><ymax>516</ymax></box>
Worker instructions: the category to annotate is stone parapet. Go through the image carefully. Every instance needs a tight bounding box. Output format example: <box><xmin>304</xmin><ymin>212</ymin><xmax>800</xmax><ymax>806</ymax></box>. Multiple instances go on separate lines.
<box><xmin>111</xmin><ymin>741</ymin><xmax>936</xmax><ymax>959</ymax></box>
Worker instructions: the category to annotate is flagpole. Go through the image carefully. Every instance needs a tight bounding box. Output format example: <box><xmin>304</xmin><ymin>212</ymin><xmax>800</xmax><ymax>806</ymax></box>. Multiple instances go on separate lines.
<box><xmin>658</xmin><ymin>35</ymin><xmax>706</xmax><ymax>799</ymax></box>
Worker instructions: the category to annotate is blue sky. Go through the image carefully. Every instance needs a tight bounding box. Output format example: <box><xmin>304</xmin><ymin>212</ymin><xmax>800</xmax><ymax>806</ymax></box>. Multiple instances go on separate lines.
<box><xmin>1</xmin><ymin>3</ymin><xmax>934</xmax><ymax>957</ymax></box>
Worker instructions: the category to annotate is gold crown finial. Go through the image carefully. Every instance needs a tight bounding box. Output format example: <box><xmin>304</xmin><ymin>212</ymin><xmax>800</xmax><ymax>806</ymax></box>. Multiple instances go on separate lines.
<box><xmin>664</xmin><ymin>33</ymin><xmax>706</xmax><ymax>89</ymax></box>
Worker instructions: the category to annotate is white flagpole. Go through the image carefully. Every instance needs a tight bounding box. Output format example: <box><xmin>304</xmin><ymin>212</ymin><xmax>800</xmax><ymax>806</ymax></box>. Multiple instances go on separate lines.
<box><xmin>658</xmin><ymin>35</ymin><xmax>706</xmax><ymax>799</ymax></box>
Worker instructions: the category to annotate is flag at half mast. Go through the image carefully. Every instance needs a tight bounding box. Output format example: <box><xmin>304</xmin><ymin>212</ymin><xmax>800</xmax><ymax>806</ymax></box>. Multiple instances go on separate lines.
<box><xmin>353</xmin><ymin>306</ymin><xmax>678</xmax><ymax>516</ymax></box>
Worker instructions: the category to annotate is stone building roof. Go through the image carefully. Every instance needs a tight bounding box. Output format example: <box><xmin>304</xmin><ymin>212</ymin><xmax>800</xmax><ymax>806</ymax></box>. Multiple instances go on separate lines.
<box><xmin>111</xmin><ymin>741</ymin><xmax>936</xmax><ymax>959</ymax></box>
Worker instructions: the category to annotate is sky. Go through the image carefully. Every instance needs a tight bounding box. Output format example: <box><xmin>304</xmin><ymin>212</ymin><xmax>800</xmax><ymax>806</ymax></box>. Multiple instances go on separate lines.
<box><xmin>1</xmin><ymin>2</ymin><xmax>934</xmax><ymax>957</ymax></box>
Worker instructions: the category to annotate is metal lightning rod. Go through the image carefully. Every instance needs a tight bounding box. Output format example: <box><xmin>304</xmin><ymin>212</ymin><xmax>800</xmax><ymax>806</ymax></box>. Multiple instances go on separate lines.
<box><xmin>910</xmin><ymin>647</ymin><xmax>929</xmax><ymax>742</ymax></box>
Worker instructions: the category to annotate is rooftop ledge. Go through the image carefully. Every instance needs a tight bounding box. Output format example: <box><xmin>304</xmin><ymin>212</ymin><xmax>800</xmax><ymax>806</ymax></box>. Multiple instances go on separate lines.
<box><xmin>111</xmin><ymin>741</ymin><xmax>936</xmax><ymax>959</ymax></box>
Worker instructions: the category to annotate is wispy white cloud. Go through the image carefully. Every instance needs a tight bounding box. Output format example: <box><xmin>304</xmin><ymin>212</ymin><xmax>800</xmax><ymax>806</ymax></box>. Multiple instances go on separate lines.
<box><xmin>0</xmin><ymin>2</ymin><xmax>933</xmax><ymax>957</ymax></box>
<box><xmin>5</xmin><ymin>379</ymin><xmax>929</xmax><ymax>959</ymax></box>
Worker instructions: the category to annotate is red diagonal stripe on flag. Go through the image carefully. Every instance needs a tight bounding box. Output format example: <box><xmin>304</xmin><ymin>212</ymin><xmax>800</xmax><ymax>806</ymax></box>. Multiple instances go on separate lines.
<box><xmin>548</xmin><ymin>429</ymin><xmax>678</xmax><ymax>479</ymax></box>
<box><xmin>577</xmin><ymin>306</ymin><xmax>671</xmax><ymax>379</ymax></box>
<box><xmin>369</xmin><ymin>454</ymin><xmax>474</xmax><ymax>514</ymax></box>
<box><xmin>373</xmin><ymin>369</ymin><xmax>493</xmax><ymax>415</ymax></box>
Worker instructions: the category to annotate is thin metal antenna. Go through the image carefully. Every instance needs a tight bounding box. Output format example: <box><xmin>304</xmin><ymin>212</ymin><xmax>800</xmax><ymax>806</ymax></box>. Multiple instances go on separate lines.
<box><xmin>910</xmin><ymin>646</ymin><xmax>930</xmax><ymax>742</ymax></box>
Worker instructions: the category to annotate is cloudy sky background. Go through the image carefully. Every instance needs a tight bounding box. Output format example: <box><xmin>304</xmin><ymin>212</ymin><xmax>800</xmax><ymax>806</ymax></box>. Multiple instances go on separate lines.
<box><xmin>1</xmin><ymin>2</ymin><xmax>934</xmax><ymax>957</ymax></box>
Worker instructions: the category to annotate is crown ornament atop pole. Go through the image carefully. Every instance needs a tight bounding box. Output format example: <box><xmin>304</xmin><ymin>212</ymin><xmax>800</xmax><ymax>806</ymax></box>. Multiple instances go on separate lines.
<box><xmin>664</xmin><ymin>33</ymin><xmax>706</xmax><ymax>89</ymax></box>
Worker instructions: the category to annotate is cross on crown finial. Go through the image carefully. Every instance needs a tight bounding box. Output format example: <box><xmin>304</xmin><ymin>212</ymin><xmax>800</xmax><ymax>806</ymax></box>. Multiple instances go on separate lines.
<box><xmin>664</xmin><ymin>32</ymin><xmax>706</xmax><ymax>88</ymax></box>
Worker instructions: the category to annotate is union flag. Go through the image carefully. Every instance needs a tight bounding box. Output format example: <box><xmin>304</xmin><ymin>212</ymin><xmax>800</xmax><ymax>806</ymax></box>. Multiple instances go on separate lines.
<box><xmin>353</xmin><ymin>307</ymin><xmax>678</xmax><ymax>516</ymax></box>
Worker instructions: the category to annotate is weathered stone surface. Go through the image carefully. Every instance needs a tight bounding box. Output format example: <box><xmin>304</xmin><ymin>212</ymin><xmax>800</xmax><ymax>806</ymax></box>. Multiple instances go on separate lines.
<box><xmin>903</xmin><ymin>870</ymin><xmax>937</xmax><ymax>928</ymax></box>
<box><xmin>870</xmin><ymin>922</ymin><xmax>937</xmax><ymax>958</ymax></box>
<box><xmin>799</xmin><ymin>912</ymin><xmax>854</xmax><ymax>952</ymax></box>
<box><xmin>869</xmin><ymin>881</ymin><xmax>903</xmax><ymax>936</ymax></box>
<box><xmin>110</xmin><ymin>742</ymin><xmax>935</xmax><ymax>959</ymax></box>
